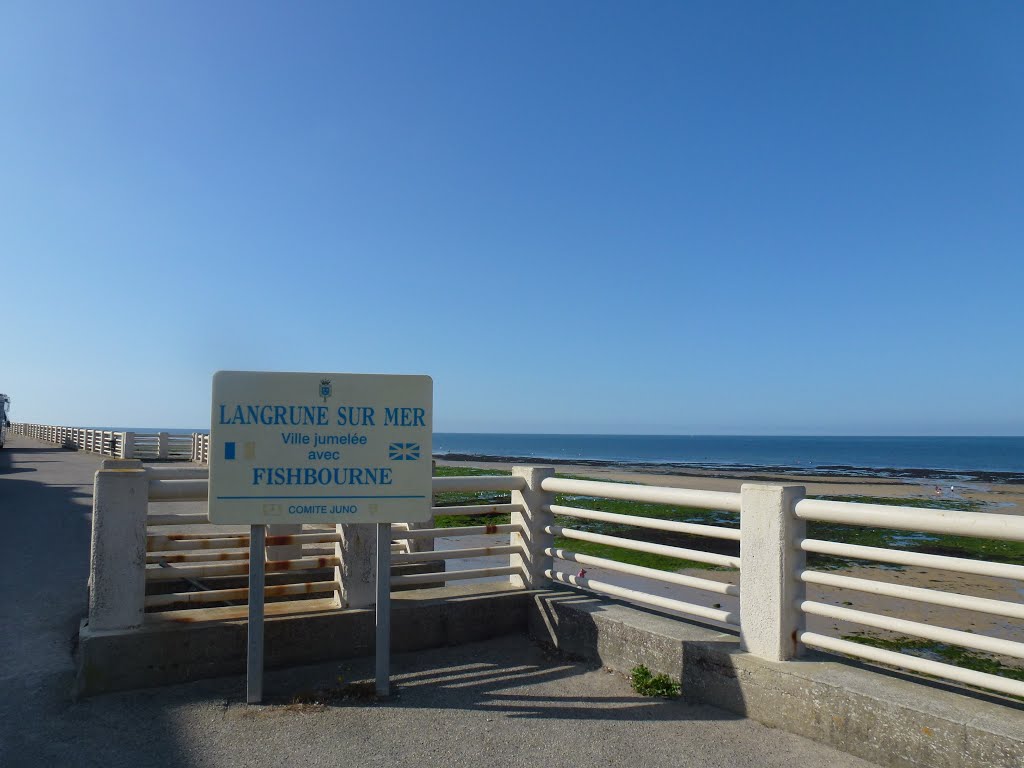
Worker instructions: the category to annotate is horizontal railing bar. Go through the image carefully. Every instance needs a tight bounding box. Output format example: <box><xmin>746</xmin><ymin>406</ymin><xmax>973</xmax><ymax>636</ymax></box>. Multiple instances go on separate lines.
<box><xmin>149</xmin><ymin>479</ymin><xmax>209</xmax><ymax>501</ymax></box>
<box><xmin>546</xmin><ymin>525</ymin><xmax>741</xmax><ymax>569</ymax></box>
<box><xmin>147</xmin><ymin>513</ymin><xmax>210</xmax><ymax>526</ymax></box>
<box><xmin>147</xmin><ymin>532</ymin><xmax>340</xmax><ymax>552</ymax></box>
<box><xmin>547</xmin><ymin>548</ymin><xmax>739</xmax><ymax>596</ymax></box>
<box><xmin>799</xmin><ymin>539</ymin><xmax>1024</xmax><ymax>581</ymax></box>
<box><xmin>541</xmin><ymin>477</ymin><xmax>742</xmax><ymax>513</ymax></box>
<box><xmin>795</xmin><ymin>498</ymin><xmax>1024</xmax><ymax>541</ymax></box>
<box><xmin>800</xmin><ymin>601</ymin><xmax>1024</xmax><ymax>660</ymax></box>
<box><xmin>148</xmin><ymin>537</ymin><xmax>247</xmax><ymax>552</ymax></box>
<box><xmin>145</xmin><ymin>580</ymin><xmax>339</xmax><ymax>608</ymax></box>
<box><xmin>431</xmin><ymin>503</ymin><xmax>524</xmax><ymax>516</ymax></box>
<box><xmin>148</xmin><ymin>551</ymin><xmax>250</xmax><ymax>564</ymax></box>
<box><xmin>546</xmin><ymin>569</ymin><xmax>739</xmax><ymax>625</ymax></box>
<box><xmin>393</xmin><ymin>524</ymin><xmax>521</xmax><ymax>539</ymax></box>
<box><xmin>800</xmin><ymin>632</ymin><xmax>1024</xmax><ymax>699</ymax></box>
<box><xmin>431</xmin><ymin>476</ymin><xmax>527</xmax><ymax>493</ymax></box>
<box><xmin>547</xmin><ymin>503</ymin><xmax>741</xmax><ymax>541</ymax></box>
<box><xmin>146</xmin><ymin>467</ymin><xmax>210</xmax><ymax>480</ymax></box>
<box><xmin>800</xmin><ymin>570</ymin><xmax>1024</xmax><ymax>620</ymax></box>
<box><xmin>146</xmin><ymin>555</ymin><xmax>339</xmax><ymax>581</ymax></box>
<box><xmin>390</xmin><ymin>566</ymin><xmax>520</xmax><ymax>586</ymax></box>
<box><xmin>304</xmin><ymin>547</ymin><xmax>335</xmax><ymax>557</ymax></box>
<box><xmin>392</xmin><ymin>545</ymin><xmax>522</xmax><ymax>564</ymax></box>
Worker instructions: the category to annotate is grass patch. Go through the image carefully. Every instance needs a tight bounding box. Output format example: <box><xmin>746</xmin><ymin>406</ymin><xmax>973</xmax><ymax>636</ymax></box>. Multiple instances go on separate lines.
<box><xmin>432</xmin><ymin>467</ymin><xmax>737</xmax><ymax>569</ymax></box>
<box><xmin>630</xmin><ymin>665</ymin><xmax>680</xmax><ymax>698</ymax></box>
<box><xmin>807</xmin><ymin>495</ymin><xmax>1024</xmax><ymax>569</ymax></box>
<box><xmin>817</xmin><ymin>495</ymin><xmax>984</xmax><ymax>512</ymax></box>
<box><xmin>429</xmin><ymin>468</ymin><xmax>1024</xmax><ymax>574</ymax></box>
<box><xmin>432</xmin><ymin>465</ymin><xmax>512</xmax><ymax>527</ymax></box>
<box><xmin>550</xmin><ymin>496</ymin><xmax>738</xmax><ymax>571</ymax></box>
<box><xmin>843</xmin><ymin>634</ymin><xmax>1024</xmax><ymax>695</ymax></box>
<box><xmin>554</xmin><ymin>536</ymin><xmax>717</xmax><ymax>571</ymax></box>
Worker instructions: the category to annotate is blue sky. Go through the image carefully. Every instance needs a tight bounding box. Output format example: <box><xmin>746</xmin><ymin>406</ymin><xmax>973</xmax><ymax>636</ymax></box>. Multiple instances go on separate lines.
<box><xmin>2</xmin><ymin>2</ymin><xmax>1021</xmax><ymax>434</ymax></box>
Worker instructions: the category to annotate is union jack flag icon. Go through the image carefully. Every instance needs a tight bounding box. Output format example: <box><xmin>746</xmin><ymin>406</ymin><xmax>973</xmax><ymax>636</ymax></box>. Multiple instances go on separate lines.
<box><xmin>388</xmin><ymin>442</ymin><xmax>421</xmax><ymax>461</ymax></box>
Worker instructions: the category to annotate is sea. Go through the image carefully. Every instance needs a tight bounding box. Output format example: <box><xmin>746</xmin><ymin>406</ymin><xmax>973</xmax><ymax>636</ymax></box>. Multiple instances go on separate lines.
<box><xmin>113</xmin><ymin>429</ymin><xmax>1024</xmax><ymax>481</ymax></box>
<box><xmin>433</xmin><ymin>434</ymin><xmax>1024</xmax><ymax>481</ymax></box>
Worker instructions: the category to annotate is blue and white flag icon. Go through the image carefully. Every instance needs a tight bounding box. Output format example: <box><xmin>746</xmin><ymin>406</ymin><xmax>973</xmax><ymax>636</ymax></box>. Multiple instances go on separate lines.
<box><xmin>388</xmin><ymin>442</ymin><xmax>421</xmax><ymax>461</ymax></box>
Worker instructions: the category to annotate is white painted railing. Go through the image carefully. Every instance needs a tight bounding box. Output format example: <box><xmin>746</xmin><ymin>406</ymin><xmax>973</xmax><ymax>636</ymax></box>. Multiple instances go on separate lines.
<box><xmin>88</xmin><ymin>464</ymin><xmax>529</xmax><ymax>628</ymax></box>
<box><xmin>791</xmin><ymin>496</ymin><xmax>1024</xmax><ymax>698</ymax></box>
<box><xmin>191</xmin><ymin>432</ymin><xmax>210</xmax><ymax>463</ymax></box>
<box><xmin>13</xmin><ymin>423</ymin><xmax>125</xmax><ymax>457</ymax></box>
<box><xmin>82</xmin><ymin>457</ymin><xmax>1024</xmax><ymax>700</ymax></box>
<box><xmin>538</xmin><ymin>475</ymin><xmax>741</xmax><ymax>625</ymax></box>
<box><xmin>12</xmin><ymin>422</ymin><xmax>198</xmax><ymax>460</ymax></box>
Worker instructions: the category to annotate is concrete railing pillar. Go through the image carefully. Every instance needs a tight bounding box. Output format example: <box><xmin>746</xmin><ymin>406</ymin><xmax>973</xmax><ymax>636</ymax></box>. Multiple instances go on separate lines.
<box><xmin>334</xmin><ymin>523</ymin><xmax>377</xmax><ymax>608</ymax></box>
<box><xmin>510</xmin><ymin>465</ymin><xmax>556</xmax><ymax>589</ymax></box>
<box><xmin>266</xmin><ymin>524</ymin><xmax>303</xmax><ymax>561</ymax></box>
<box><xmin>740</xmin><ymin>483</ymin><xmax>807</xmax><ymax>661</ymax></box>
<box><xmin>88</xmin><ymin>459</ymin><xmax>148</xmax><ymax>631</ymax></box>
<box><xmin>403</xmin><ymin>460</ymin><xmax>436</xmax><ymax>553</ymax></box>
<box><xmin>120</xmin><ymin>432</ymin><xmax>135</xmax><ymax>459</ymax></box>
<box><xmin>157</xmin><ymin>432</ymin><xmax>170</xmax><ymax>460</ymax></box>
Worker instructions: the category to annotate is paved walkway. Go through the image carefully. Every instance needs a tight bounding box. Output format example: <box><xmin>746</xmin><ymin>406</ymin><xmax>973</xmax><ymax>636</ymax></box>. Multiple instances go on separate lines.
<box><xmin>0</xmin><ymin>437</ymin><xmax>880</xmax><ymax>768</ymax></box>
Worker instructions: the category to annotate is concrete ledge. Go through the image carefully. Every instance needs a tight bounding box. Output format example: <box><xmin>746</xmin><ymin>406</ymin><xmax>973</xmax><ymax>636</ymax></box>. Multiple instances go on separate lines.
<box><xmin>77</xmin><ymin>582</ymin><xmax>529</xmax><ymax>696</ymax></box>
<box><xmin>528</xmin><ymin>588</ymin><xmax>1024</xmax><ymax>768</ymax></box>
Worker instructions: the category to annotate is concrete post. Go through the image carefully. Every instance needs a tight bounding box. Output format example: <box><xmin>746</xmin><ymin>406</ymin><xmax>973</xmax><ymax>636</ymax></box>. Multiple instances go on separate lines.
<box><xmin>89</xmin><ymin>459</ymin><xmax>149</xmax><ymax>631</ymax></box>
<box><xmin>120</xmin><ymin>431</ymin><xmax>135</xmax><ymax>459</ymax></box>
<box><xmin>157</xmin><ymin>432</ymin><xmax>169</xmax><ymax>460</ymax></box>
<box><xmin>510</xmin><ymin>465</ymin><xmax>556</xmax><ymax>589</ymax></box>
<box><xmin>335</xmin><ymin>523</ymin><xmax>378</xmax><ymax>608</ymax></box>
<box><xmin>404</xmin><ymin>460</ymin><xmax>436</xmax><ymax>553</ymax></box>
<box><xmin>740</xmin><ymin>483</ymin><xmax>807</xmax><ymax>661</ymax></box>
<box><xmin>266</xmin><ymin>523</ymin><xmax>303</xmax><ymax>561</ymax></box>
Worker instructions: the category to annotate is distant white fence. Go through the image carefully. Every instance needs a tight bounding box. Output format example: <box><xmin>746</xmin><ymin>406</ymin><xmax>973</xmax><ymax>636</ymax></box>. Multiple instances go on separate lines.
<box><xmin>10</xmin><ymin>423</ymin><xmax>202</xmax><ymax>461</ymax></box>
<box><xmin>13</xmin><ymin>423</ymin><xmax>125</xmax><ymax>457</ymax></box>
<box><xmin>82</xmin><ymin>460</ymin><xmax>1024</xmax><ymax>700</ymax></box>
<box><xmin>191</xmin><ymin>432</ymin><xmax>209</xmax><ymax>463</ymax></box>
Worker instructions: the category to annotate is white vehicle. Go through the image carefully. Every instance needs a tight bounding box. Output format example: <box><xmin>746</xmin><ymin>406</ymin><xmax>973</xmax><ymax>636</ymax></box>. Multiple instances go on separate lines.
<box><xmin>0</xmin><ymin>394</ymin><xmax>9</xmax><ymax>448</ymax></box>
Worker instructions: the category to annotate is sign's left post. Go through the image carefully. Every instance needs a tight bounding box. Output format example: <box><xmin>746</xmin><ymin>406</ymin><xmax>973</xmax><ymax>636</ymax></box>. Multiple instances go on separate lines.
<box><xmin>246</xmin><ymin>523</ymin><xmax>266</xmax><ymax>704</ymax></box>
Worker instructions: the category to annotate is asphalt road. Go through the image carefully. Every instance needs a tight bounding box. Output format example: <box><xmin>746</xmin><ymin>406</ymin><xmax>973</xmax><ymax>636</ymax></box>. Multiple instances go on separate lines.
<box><xmin>0</xmin><ymin>437</ymin><xmax>880</xmax><ymax>768</ymax></box>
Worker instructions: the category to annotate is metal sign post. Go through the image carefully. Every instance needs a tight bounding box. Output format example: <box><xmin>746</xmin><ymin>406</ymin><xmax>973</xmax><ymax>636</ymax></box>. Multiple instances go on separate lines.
<box><xmin>246</xmin><ymin>523</ymin><xmax>266</xmax><ymax>704</ymax></box>
<box><xmin>375</xmin><ymin>521</ymin><xmax>391</xmax><ymax>697</ymax></box>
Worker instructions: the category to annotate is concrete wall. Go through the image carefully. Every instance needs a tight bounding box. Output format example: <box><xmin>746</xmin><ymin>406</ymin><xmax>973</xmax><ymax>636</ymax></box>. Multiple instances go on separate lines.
<box><xmin>77</xmin><ymin>583</ymin><xmax>528</xmax><ymax>696</ymax></box>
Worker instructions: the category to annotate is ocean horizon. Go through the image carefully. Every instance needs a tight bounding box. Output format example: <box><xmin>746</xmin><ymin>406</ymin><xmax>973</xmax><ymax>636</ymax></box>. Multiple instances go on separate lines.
<box><xmin>99</xmin><ymin>429</ymin><xmax>1024</xmax><ymax>478</ymax></box>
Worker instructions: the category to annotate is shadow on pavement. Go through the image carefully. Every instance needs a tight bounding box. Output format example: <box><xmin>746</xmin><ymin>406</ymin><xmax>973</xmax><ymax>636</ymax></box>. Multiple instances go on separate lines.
<box><xmin>0</xmin><ymin>440</ymin><xmax>199</xmax><ymax>768</ymax></box>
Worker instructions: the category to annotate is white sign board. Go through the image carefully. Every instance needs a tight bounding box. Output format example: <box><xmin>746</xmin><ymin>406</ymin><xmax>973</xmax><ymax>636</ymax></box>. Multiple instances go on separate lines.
<box><xmin>209</xmin><ymin>371</ymin><xmax>432</xmax><ymax>525</ymax></box>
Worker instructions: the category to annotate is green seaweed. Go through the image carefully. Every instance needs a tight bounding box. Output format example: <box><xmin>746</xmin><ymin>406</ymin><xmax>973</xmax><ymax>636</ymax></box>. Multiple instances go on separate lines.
<box><xmin>843</xmin><ymin>634</ymin><xmax>1024</xmax><ymax>694</ymax></box>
